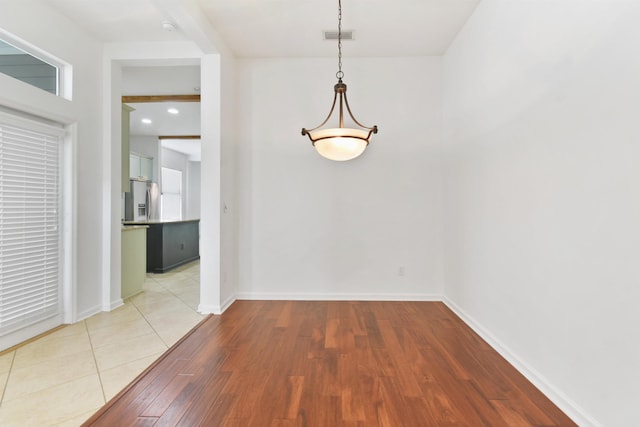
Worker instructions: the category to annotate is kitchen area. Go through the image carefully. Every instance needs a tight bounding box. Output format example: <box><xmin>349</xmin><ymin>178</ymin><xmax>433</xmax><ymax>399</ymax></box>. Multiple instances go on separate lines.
<box><xmin>122</xmin><ymin>176</ymin><xmax>200</xmax><ymax>274</ymax></box>
<box><xmin>120</xmin><ymin>65</ymin><xmax>202</xmax><ymax>299</ymax></box>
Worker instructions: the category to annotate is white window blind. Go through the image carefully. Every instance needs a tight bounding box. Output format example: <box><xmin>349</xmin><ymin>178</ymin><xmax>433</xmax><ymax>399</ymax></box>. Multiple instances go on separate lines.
<box><xmin>0</xmin><ymin>114</ymin><xmax>62</xmax><ymax>336</ymax></box>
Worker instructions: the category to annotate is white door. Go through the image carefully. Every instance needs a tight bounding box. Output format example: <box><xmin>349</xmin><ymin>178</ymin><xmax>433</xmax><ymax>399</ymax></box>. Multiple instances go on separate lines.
<box><xmin>0</xmin><ymin>112</ymin><xmax>65</xmax><ymax>350</ymax></box>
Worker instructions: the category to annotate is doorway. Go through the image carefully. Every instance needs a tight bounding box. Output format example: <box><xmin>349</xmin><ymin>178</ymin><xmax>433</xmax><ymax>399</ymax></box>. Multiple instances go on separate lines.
<box><xmin>104</xmin><ymin>47</ymin><xmax>223</xmax><ymax>319</ymax></box>
<box><xmin>120</xmin><ymin>64</ymin><xmax>202</xmax><ymax>307</ymax></box>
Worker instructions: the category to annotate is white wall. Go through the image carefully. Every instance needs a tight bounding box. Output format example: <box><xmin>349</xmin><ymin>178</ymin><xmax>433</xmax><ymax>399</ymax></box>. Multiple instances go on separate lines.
<box><xmin>236</xmin><ymin>57</ymin><xmax>444</xmax><ymax>299</ymax></box>
<box><xmin>0</xmin><ymin>0</ymin><xmax>105</xmax><ymax>319</ymax></box>
<box><xmin>186</xmin><ymin>160</ymin><xmax>201</xmax><ymax>219</ymax></box>
<box><xmin>122</xmin><ymin>65</ymin><xmax>200</xmax><ymax>95</ymax></box>
<box><xmin>218</xmin><ymin>53</ymin><xmax>237</xmax><ymax>311</ymax></box>
<box><xmin>443</xmin><ymin>2</ymin><xmax>640</xmax><ymax>426</ymax></box>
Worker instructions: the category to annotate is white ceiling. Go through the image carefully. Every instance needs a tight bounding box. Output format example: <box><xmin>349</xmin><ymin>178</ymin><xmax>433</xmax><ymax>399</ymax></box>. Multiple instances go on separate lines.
<box><xmin>128</xmin><ymin>101</ymin><xmax>201</xmax><ymax>161</ymax></box>
<box><xmin>161</xmin><ymin>138</ymin><xmax>202</xmax><ymax>162</ymax></box>
<box><xmin>46</xmin><ymin>0</ymin><xmax>480</xmax><ymax>160</ymax></box>
<box><xmin>46</xmin><ymin>0</ymin><xmax>481</xmax><ymax>57</ymax></box>
<box><xmin>128</xmin><ymin>102</ymin><xmax>201</xmax><ymax>137</ymax></box>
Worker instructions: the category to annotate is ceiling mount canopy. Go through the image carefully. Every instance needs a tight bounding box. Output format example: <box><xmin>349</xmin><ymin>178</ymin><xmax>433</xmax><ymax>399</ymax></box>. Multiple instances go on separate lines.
<box><xmin>301</xmin><ymin>0</ymin><xmax>378</xmax><ymax>161</ymax></box>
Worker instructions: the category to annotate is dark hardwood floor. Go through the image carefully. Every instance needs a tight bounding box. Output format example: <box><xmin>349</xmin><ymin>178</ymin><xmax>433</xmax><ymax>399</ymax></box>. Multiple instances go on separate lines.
<box><xmin>82</xmin><ymin>300</ymin><xmax>576</xmax><ymax>426</ymax></box>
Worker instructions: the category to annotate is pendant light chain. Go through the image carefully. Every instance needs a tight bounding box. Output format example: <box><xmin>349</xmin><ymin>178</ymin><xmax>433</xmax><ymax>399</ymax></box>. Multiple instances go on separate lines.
<box><xmin>336</xmin><ymin>0</ymin><xmax>344</xmax><ymax>81</ymax></box>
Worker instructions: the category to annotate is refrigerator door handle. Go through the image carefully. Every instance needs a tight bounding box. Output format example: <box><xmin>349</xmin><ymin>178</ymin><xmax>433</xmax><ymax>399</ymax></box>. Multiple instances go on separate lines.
<box><xmin>146</xmin><ymin>188</ymin><xmax>151</xmax><ymax>220</ymax></box>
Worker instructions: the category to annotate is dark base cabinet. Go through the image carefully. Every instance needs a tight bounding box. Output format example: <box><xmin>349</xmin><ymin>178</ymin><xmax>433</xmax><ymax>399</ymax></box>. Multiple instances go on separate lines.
<box><xmin>146</xmin><ymin>220</ymin><xmax>200</xmax><ymax>273</ymax></box>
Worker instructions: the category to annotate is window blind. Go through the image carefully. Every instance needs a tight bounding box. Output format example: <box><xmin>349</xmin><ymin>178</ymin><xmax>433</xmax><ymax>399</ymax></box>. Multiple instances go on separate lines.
<box><xmin>0</xmin><ymin>115</ymin><xmax>62</xmax><ymax>336</ymax></box>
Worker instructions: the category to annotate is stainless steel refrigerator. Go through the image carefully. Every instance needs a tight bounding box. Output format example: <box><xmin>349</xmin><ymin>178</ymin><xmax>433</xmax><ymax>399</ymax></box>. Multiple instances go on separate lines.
<box><xmin>124</xmin><ymin>179</ymin><xmax>159</xmax><ymax>222</ymax></box>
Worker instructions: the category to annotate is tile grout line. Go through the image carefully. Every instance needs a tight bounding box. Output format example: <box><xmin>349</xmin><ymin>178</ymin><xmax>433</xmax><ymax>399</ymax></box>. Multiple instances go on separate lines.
<box><xmin>0</xmin><ymin>351</ymin><xmax>17</xmax><ymax>407</ymax></box>
<box><xmin>149</xmin><ymin>273</ymin><xmax>201</xmax><ymax>313</ymax></box>
<box><xmin>2</xmin><ymin>327</ymin><xmax>109</xmax><ymax>408</ymax></box>
<box><xmin>84</xmin><ymin>319</ymin><xmax>108</xmax><ymax>404</ymax></box>
<box><xmin>149</xmin><ymin>270</ymin><xmax>201</xmax><ymax>332</ymax></box>
<box><xmin>130</xmin><ymin>275</ymin><xmax>174</xmax><ymax>350</ymax></box>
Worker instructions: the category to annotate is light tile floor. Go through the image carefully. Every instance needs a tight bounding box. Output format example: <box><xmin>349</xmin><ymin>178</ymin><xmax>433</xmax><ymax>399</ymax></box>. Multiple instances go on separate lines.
<box><xmin>0</xmin><ymin>260</ymin><xmax>204</xmax><ymax>426</ymax></box>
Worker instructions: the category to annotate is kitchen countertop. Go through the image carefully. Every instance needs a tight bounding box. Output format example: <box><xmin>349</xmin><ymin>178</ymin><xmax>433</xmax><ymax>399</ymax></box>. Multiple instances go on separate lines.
<box><xmin>122</xmin><ymin>225</ymin><xmax>149</xmax><ymax>231</ymax></box>
<box><xmin>122</xmin><ymin>218</ymin><xmax>200</xmax><ymax>226</ymax></box>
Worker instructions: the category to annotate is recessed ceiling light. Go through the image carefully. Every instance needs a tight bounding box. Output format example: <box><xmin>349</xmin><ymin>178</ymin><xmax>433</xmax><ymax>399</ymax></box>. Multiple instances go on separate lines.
<box><xmin>161</xmin><ymin>21</ymin><xmax>176</xmax><ymax>32</ymax></box>
<box><xmin>141</xmin><ymin>118</ymin><xmax>152</xmax><ymax>124</ymax></box>
<box><xmin>167</xmin><ymin>108</ymin><xmax>179</xmax><ymax>115</ymax></box>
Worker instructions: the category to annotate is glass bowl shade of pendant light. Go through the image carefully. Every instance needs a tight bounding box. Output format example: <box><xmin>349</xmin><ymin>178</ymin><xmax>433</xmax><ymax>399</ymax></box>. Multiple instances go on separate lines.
<box><xmin>313</xmin><ymin>128</ymin><xmax>371</xmax><ymax>162</ymax></box>
<box><xmin>301</xmin><ymin>0</ymin><xmax>378</xmax><ymax>161</ymax></box>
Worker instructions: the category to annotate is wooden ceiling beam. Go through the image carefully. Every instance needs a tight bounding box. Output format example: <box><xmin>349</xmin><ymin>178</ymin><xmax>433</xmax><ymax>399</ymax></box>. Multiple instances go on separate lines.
<box><xmin>122</xmin><ymin>94</ymin><xmax>200</xmax><ymax>103</ymax></box>
<box><xmin>158</xmin><ymin>135</ymin><xmax>201</xmax><ymax>140</ymax></box>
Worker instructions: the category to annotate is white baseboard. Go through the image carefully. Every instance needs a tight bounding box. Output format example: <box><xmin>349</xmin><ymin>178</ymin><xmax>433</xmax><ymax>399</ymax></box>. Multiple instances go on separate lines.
<box><xmin>109</xmin><ymin>298</ymin><xmax>124</xmax><ymax>311</ymax></box>
<box><xmin>76</xmin><ymin>304</ymin><xmax>103</xmax><ymax>322</ymax></box>
<box><xmin>443</xmin><ymin>297</ymin><xmax>602</xmax><ymax>427</ymax></box>
<box><xmin>78</xmin><ymin>299</ymin><xmax>123</xmax><ymax>322</ymax></box>
<box><xmin>197</xmin><ymin>295</ymin><xmax>237</xmax><ymax>315</ymax></box>
<box><xmin>219</xmin><ymin>295</ymin><xmax>236</xmax><ymax>313</ymax></box>
<box><xmin>235</xmin><ymin>291</ymin><xmax>443</xmax><ymax>301</ymax></box>
<box><xmin>197</xmin><ymin>303</ymin><xmax>218</xmax><ymax>315</ymax></box>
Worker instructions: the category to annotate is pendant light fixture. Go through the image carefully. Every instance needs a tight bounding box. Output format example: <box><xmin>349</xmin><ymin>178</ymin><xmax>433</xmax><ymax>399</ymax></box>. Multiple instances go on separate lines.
<box><xmin>301</xmin><ymin>0</ymin><xmax>378</xmax><ymax>161</ymax></box>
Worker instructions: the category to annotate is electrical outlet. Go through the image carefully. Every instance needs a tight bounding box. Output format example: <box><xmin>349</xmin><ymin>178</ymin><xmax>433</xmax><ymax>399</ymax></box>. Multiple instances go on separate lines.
<box><xmin>398</xmin><ymin>266</ymin><xmax>405</xmax><ymax>276</ymax></box>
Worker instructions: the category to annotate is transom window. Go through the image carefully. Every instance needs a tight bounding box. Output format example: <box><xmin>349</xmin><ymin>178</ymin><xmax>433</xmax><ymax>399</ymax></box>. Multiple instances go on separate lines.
<box><xmin>0</xmin><ymin>37</ymin><xmax>62</xmax><ymax>96</ymax></box>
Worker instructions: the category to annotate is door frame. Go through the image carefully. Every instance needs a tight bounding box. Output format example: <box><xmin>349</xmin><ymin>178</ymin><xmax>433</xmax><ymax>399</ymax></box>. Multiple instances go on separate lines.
<box><xmin>101</xmin><ymin>42</ymin><xmax>222</xmax><ymax>314</ymax></box>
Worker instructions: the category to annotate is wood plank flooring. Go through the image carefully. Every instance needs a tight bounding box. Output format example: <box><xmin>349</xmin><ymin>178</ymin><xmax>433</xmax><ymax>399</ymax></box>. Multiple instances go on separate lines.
<box><xmin>82</xmin><ymin>301</ymin><xmax>576</xmax><ymax>426</ymax></box>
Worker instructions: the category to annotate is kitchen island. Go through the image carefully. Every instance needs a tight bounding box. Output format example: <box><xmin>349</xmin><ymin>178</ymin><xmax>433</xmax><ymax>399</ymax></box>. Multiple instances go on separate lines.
<box><xmin>122</xmin><ymin>219</ymin><xmax>200</xmax><ymax>273</ymax></box>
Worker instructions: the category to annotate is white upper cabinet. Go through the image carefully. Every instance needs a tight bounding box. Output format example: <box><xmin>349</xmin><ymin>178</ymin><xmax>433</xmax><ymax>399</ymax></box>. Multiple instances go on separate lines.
<box><xmin>129</xmin><ymin>153</ymin><xmax>153</xmax><ymax>181</ymax></box>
